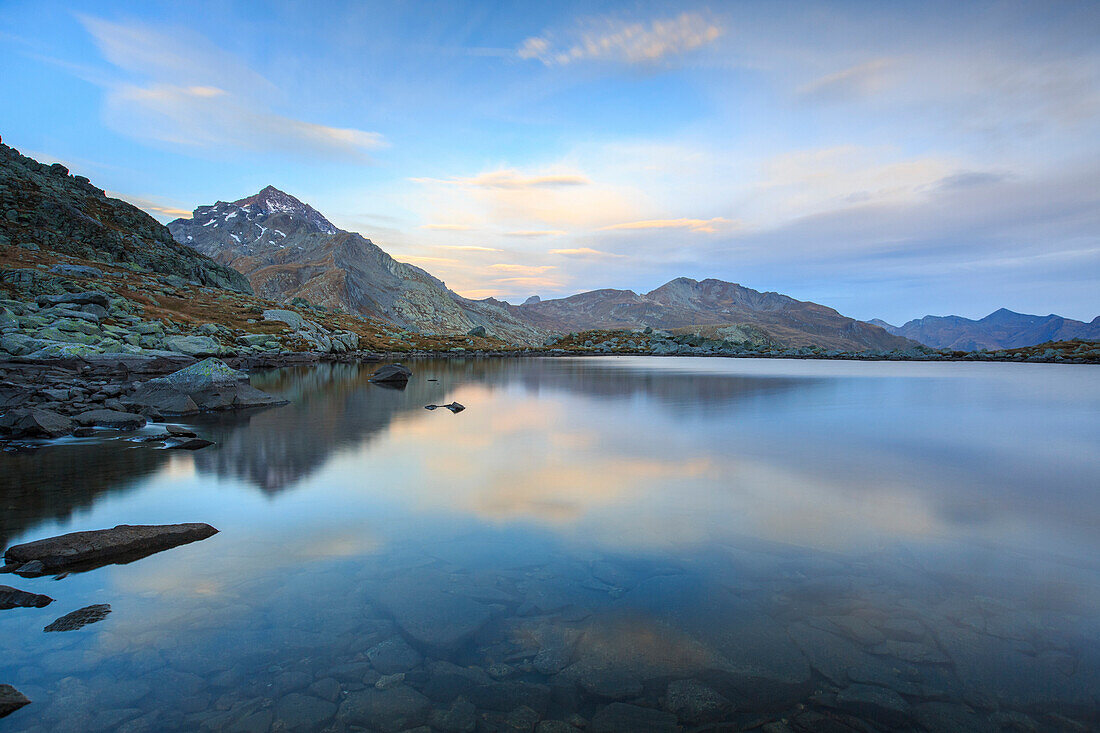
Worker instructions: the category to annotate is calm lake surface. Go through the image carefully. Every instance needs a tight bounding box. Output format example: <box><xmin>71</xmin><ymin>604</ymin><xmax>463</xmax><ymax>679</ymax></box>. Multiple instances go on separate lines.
<box><xmin>1</xmin><ymin>356</ymin><xmax>1098</xmax><ymax>732</ymax></box>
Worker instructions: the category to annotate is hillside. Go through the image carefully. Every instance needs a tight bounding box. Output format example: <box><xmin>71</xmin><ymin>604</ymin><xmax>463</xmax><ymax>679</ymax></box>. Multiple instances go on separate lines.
<box><xmin>874</xmin><ymin>309</ymin><xmax>1100</xmax><ymax>350</ymax></box>
<box><xmin>167</xmin><ymin>187</ymin><xmax>545</xmax><ymax>345</ymax></box>
<box><xmin>516</xmin><ymin>277</ymin><xmax>913</xmax><ymax>351</ymax></box>
<box><xmin>0</xmin><ymin>141</ymin><xmax>250</xmax><ymax>293</ymax></box>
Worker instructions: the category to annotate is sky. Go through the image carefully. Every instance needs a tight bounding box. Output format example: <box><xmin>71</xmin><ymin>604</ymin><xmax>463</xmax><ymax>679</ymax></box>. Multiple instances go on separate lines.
<box><xmin>1</xmin><ymin>0</ymin><xmax>1098</xmax><ymax>323</ymax></box>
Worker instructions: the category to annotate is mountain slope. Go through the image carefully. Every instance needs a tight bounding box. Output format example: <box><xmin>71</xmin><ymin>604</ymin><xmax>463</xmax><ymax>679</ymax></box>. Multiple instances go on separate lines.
<box><xmin>876</xmin><ymin>309</ymin><xmax>1100</xmax><ymax>350</ymax></box>
<box><xmin>515</xmin><ymin>277</ymin><xmax>913</xmax><ymax>351</ymax></box>
<box><xmin>0</xmin><ymin>142</ymin><xmax>251</xmax><ymax>293</ymax></box>
<box><xmin>168</xmin><ymin>187</ymin><xmax>544</xmax><ymax>344</ymax></box>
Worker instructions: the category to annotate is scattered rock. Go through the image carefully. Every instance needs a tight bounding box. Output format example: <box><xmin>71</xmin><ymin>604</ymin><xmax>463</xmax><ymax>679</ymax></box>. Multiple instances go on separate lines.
<box><xmin>44</xmin><ymin>603</ymin><xmax>112</xmax><ymax>632</ymax></box>
<box><xmin>663</xmin><ymin>679</ymin><xmax>731</xmax><ymax>723</ymax></box>
<box><xmin>0</xmin><ymin>584</ymin><xmax>54</xmax><ymax>610</ymax></box>
<box><xmin>72</xmin><ymin>426</ymin><xmax>96</xmax><ymax>437</ymax></box>
<box><xmin>4</xmin><ymin>523</ymin><xmax>219</xmax><ymax>571</ymax></box>
<box><xmin>49</xmin><ymin>264</ymin><xmax>104</xmax><ymax>278</ymax></box>
<box><xmin>376</xmin><ymin>579</ymin><xmax>492</xmax><ymax>654</ymax></box>
<box><xmin>262</xmin><ymin>309</ymin><xmax>305</xmax><ymax>330</ymax></box>
<box><xmin>0</xmin><ymin>408</ymin><xmax>73</xmax><ymax>438</ymax></box>
<box><xmin>0</xmin><ymin>684</ymin><xmax>31</xmax><ymax>719</ymax></box>
<box><xmin>36</xmin><ymin>291</ymin><xmax>110</xmax><ymax>308</ymax></box>
<box><xmin>467</xmin><ymin>325</ymin><xmax>487</xmax><ymax>337</ymax></box>
<box><xmin>166</xmin><ymin>438</ymin><xmax>214</xmax><ymax>450</ymax></box>
<box><xmin>370</xmin><ymin>363</ymin><xmax>412</xmax><ymax>384</ymax></box>
<box><xmin>14</xmin><ymin>560</ymin><xmax>45</xmax><ymax>576</ymax></box>
<box><xmin>590</xmin><ymin>703</ymin><xmax>677</xmax><ymax>733</ymax></box>
<box><xmin>368</xmin><ymin>637</ymin><xmax>423</xmax><ymax>674</ymax></box>
<box><xmin>73</xmin><ymin>409</ymin><xmax>147</xmax><ymax>430</ymax></box>
<box><xmin>425</xmin><ymin>402</ymin><xmax>465</xmax><ymax>413</ymax></box>
<box><xmin>127</xmin><ymin>358</ymin><xmax>285</xmax><ymax>414</ymax></box>
<box><xmin>430</xmin><ymin>698</ymin><xmax>478</xmax><ymax>733</ymax></box>
<box><xmin>376</xmin><ymin>673</ymin><xmax>406</xmax><ymax>690</ymax></box>
<box><xmin>337</xmin><ymin>686</ymin><xmax>431</xmax><ymax>733</ymax></box>
<box><xmin>165</xmin><ymin>424</ymin><xmax>196</xmax><ymax>437</ymax></box>
<box><xmin>834</xmin><ymin>684</ymin><xmax>912</xmax><ymax>729</ymax></box>
<box><xmin>273</xmin><ymin>692</ymin><xmax>336</xmax><ymax>732</ymax></box>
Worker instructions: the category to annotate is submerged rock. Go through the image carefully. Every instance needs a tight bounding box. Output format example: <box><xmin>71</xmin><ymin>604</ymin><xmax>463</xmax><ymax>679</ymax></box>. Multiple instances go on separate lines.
<box><xmin>376</xmin><ymin>579</ymin><xmax>492</xmax><ymax>654</ymax></box>
<box><xmin>166</xmin><ymin>438</ymin><xmax>214</xmax><ymax>450</ymax></box>
<box><xmin>0</xmin><ymin>585</ymin><xmax>54</xmax><ymax>610</ymax></box>
<box><xmin>73</xmin><ymin>409</ymin><xmax>147</xmax><ymax>431</ymax></box>
<box><xmin>4</xmin><ymin>523</ymin><xmax>218</xmax><ymax>571</ymax></box>
<box><xmin>0</xmin><ymin>684</ymin><xmax>31</xmax><ymax>719</ymax></box>
<box><xmin>590</xmin><ymin>703</ymin><xmax>677</xmax><ymax>733</ymax></box>
<box><xmin>44</xmin><ymin>603</ymin><xmax>111</xmax><ymax>632</ymax></box>
<box><xmin>337</xmin><ymin>686</ymin><xmax>430</xmax><ymax>732</ymax></box>
<box><xmin>369</xmin><ymin>363</ymin><xmax>412</xmax><ymax>384</ymax></box>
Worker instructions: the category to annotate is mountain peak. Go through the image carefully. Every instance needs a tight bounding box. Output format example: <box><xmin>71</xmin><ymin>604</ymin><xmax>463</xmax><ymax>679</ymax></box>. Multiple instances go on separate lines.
<box><xmin>232</xmin><ymin>186</ymin><xmax>338</xmax><ymax>234</ymax></box>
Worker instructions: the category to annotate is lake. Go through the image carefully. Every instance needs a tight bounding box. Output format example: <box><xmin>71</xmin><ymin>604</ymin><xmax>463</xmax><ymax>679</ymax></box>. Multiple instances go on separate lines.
<box><xmin>1</xmin><ymin>356</ymin><xmax>1098</xmax><ymax>731</ymax></box>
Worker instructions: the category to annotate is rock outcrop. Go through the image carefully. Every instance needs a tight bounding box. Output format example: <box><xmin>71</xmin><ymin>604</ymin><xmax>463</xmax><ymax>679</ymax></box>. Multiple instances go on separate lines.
<box><xmin>125</xmin><ymin>358</ymin><xmax>286</xmax><ymax>415</ymax></box>
<box><xmin>0</xmin><ymin>142</ymin><xmax>251</xmax><ymax>293</ymax></box>
<box><xmin>0</xmin><ymin>585</ymin><xmax>54</xmax><ymax>610</ymax></box>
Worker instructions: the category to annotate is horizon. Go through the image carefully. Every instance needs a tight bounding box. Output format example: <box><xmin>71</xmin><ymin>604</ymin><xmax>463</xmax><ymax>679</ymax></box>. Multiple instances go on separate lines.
<box><xmin>2</xmin><ymin>0</ymin><xmax>1098</xmax><ymax>323</ymax></box>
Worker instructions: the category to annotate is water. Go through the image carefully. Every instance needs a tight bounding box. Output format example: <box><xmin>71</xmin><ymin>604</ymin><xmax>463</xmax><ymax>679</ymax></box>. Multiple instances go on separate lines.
<box><xmin>1</xmin><ymin>356</ymin><xmax>1098</xmax><ymax>731</ymax></box>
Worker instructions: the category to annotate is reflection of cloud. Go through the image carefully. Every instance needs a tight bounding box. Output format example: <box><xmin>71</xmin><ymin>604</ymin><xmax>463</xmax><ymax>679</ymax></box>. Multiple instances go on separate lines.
<box><xmin>519</xmin><ymin>12</ymin><xmax>723</xmax><ymax>66</ymax></box>
<box><xmin>488</xmin><ymin>264</ymin><xmax>556</xmax><ymax>274</ymax></box>
<box><xmin>439</xmin><ymin>245</ymin><xmax>503</xmax><ymax>252</ymax></box>
<box><xmin>506</xmin><ymin>230</ymin><xmax>568</xmax><ymax>238</ymax></box>
<box><xmin>420</xmin><ymin>223</ymin><xmax>474</xmax><ymax>231</ymax></box>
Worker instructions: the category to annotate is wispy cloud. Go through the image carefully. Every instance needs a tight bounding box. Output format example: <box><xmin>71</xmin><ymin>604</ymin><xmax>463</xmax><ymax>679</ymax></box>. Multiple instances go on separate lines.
<box><xmin>506</xmin><ymin>230</ymin><xmax>568</xmax><ymax>237</ymax></box>
<box><xmin>599</xmin><ymin>217</ymin><xmax>731</xmax><ymax>233</ymax></box>
<box><xmin>109</xmin><ymin>191</ymin><xmax>193</xmax><ymax>219</ymax></box>
<box><xmin>420</xmin><ymin>223</ymin><xmax>474</xmax><ymax>231</ymax></box>
<box><xmin>439</xmin><ymin>245</ymin><xmax>503</xmax><ymax>252</ymax></box>
<box><xmin>550</xmin><ymin>247</ymin><xmax>625</xmax><ymax>259</ymax></box>
<box><xmin>798</xmin><ymin>58</ymin><xmax>897</xmax><ymax>101</ymax></box>
<box><xmin>79</xmin><ymin>16</ymin><xmax>386</xmax><ymax>160</ymax></box>
<box><xmin>488</xmin><ymin>264</ymin><xmax>556</xmax><ymax>274</ymax></box>
<box><xmin>412</xmin><ymin>169</ymin><xmax>589</xmax><ymax>189</ymax></box>
<box><xmin>518</xmin><ymin>12</ymin><xmax>723</xmax><ymax>66</ymax></box>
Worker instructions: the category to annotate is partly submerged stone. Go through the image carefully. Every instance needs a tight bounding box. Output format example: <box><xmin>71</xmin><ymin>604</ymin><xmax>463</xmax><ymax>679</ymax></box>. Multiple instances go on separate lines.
<box><xmin>374</xmin><ymin>578</ymin><xmax>491</xmax><ymax>654</ymax></box>
<box><xmin>127</xmin><ymin>358</ymin><xmax>285</xmax><ymax>415</ymax></box>
<box><xmin>425</xmin><ymin>402</ymin><xmax>465</xmax><ymax>413</ymax></box>
<box><xmin>44</xmin><ymin>603</ymin><xmax>111</xmax><ymax>632</ymax></box>
<box><xmin>0</xmin><ymin>408</ymin><xmax>74</xmax><ymax>438</ymax></box>
<box><xmin>73</xmin><ymin>409</ymin><xmax>147</xmax><ymax>431</ymax></box>
<box><xmin>0</xmin><ymin>585</ymin><xmax>54</xmax><ymax>610</ymax></box>
<box><xmin>4</xmin><ymin>523</ymin><xmax>218</xmax><ymax>571</ymax></box>
<box><xmin>0</xmin><ymin>684</ymin><xmax>31</xmax><ymax>719</ymax></box>
<box><xmin>369</xmin><ymin>363</ymin><xmax>412</xmax><ymax>384</ymax></box>
<box><xmin>166</xmin><ymin>437</ymin><xmax>214</xmax><ymax>450</ymax></box>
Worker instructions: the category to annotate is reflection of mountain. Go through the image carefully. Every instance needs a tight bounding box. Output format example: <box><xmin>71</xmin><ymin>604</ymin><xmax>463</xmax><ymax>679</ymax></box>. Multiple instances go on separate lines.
<box><xmin>187</xmin><ymin>358</ymin><xmax>811</xmax><ymax>493</ymax></box>
<box><xmin>0</xmin><ymin>442</ymin><xmax>169</xmax><ymax>549</ymax></box>
<box><xmin>187</xmin><ymin>364</ymin><xmax>451</xmax><ymax>492</ymax></box>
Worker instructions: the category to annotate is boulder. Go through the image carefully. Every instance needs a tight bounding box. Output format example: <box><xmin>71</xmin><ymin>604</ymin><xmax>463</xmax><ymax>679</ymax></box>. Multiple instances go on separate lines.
<box><xmin>49</xmin><ymin>264</ymin><xmax>103</xmax><ymax>278</ymax></box>
<box><xmin>375</xmin><ymin>579</ymin><xmax>491</xmax><ymax>655</ymax></box>
<box><xmin>0</xmin><ymin>684</ymin><xmax>30</xmax><ymax>719</ymax></box>
<box><xmin>163</xmin><ymin>335</ymin><xmax>219</xmax><ymax>355</ymax></box>
<box><xmin>74</xmin><ymin>409</ymin><xmax>147</xmax><ymax>430</ymax></box>
<box><xmin>4</xmin><ymin>523</ymin><xmax>219</xmax><ymax>571</ymax></box>
<box><xmin>36</xmin><ymin>291</ymin><xmax>110</xmax><ymax>308</ymax></box>
<box><xmin>0</xmin><ymin>585</ymin><xmax>54</xmax><ymax>610</ymax></box>
<box><xmin>166</xmin><ymin>438</ymin><xmax>214</xmax><ymax>450</ymax></box>
<box><xmin>0</xmin><ymin>408</ymin><xmax>74</xmax><ymax>438</ymax></box>
<box><xmin>127</xmin><ymin>358</ymin><xmax>285</xmax><ymax>414</ymax></box>
<box><xmin>467</xmin><ymin>325</ymin><xmax>487</xmax><ymax>337</ymax></box>
<box><xmin>424</xmin><ymin>402</ymin><xmax>465</xmax><ymax>413</ymax></box>
<box><xmin>369</xmin><ymin>363</ymin><xmax>412</xmax><ymax>384</ymax></box>
<box><xmin>263</xmin><ymin>309</ymin><xmax>305</xmax><ymax>330</ymax></box>
<box><xmin>44</xmin><ymin>603</ymin><xmax>112</xmax><ymax>632</ymax></box>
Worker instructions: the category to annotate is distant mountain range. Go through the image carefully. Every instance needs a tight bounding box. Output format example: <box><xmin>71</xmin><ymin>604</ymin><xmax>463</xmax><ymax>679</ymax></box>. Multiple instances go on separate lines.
<box><xmin>871</xmin><ymin>309</ymin><xmax>1100</xmax><ymax>350</ymax></box>
<box><xmin>169</xmin><ymin>186</ymin><xmax>912</xmax><ymax>350</ymax></box>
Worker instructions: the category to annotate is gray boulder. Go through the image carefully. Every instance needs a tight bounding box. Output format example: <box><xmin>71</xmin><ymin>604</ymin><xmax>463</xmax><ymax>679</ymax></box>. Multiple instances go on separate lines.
<box><xmin>0</xmin><ymin>585</ymin><xmax>54</xmax><ymax>610</ymax></box>
<box><xmin>163</xmin><ymin>335</ymin><xmax>219</xmax><ymax>355</ymax></box>
<box><xmin>263</xmin><ymin>309</ymin><xmax>305</xmax><ymax>330</ymax></box>
<box><xmin>50</xmin><ymin>264</ymin><xmax>104</xmax><ymax>278</ymax></box>
<box><xmin>4</xmin><ymin>523</ymin><xmax>219</xmax><ymax>571</ymax></box>
<box><xmin>0</xmin><ymin>408</ymin><xmax>74</xmax><ymax>438</ymax></box>
<box><xmin>369</xmin><ymin>363</ymin><xmax>412</xmax><ymax>384</ymax></box>
<box><xmin>467</xmin><ymin>325</ymin><xmax>487</xmax><ymax>337</ymax></box>
<box><xmin>127</xmin><ymin>358</ymin><xmax>286</xmax><ymax>414</ymax></box>
<box><xmin>36</xmin><ymin>291</ymin><xmax>110</xmax><ymax>308</ymax></box>
<box><xmin>74</xmin><ymin>409</ymin><xmax>147</xmax><ymax>431</ymax></box>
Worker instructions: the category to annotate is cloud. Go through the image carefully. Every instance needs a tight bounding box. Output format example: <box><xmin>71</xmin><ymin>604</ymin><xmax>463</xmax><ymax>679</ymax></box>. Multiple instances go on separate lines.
<box><xmin>79</xmin><ymin>16</ymin><xmax>386</xmax><ymax>160</ymax></box>
<box><xmin>488</xmin><ymin>264</ymin><xmax>556</xmax><ymax>274</ymax></box>
<box><xmin>420</xmin><ymin>223</ymin><xmax>474</xmax><ymax>231</ymax></box>
<box><xmin>398</xmin><ymin>256</ymin><xmax>462</xmax><ymax>265</ymax></box>
<box><xmin>518</xmin><ymin>12</ymin><xmax>724</xmax><ymax>66</ymax></box>
<box><xmin>492</xmin><ymin>276</ymin><xmax>567</xmax><ymax>289</ymax></box>
<box><xmin>599</xmin><ymin>217</ymin><xmax>731</xmax><ymax>233</ymax></box>
<box><xmin>412</xmin><ymin>169</ymin><xmax>589</xmax><ymax>189</ymax></box>
<box><xmin>108</xmin><ymin>191</ymin><xmax>193</xmax><ymax>220</ymax></box>
<box><xmin>506</xmin><ymin>230</ymin><xmax>568</xmax><ymax>237</ymax></box>
<box><xmin>439</xmin><ymin>245</ymin><xmax>503</xmax><ymax>252</ymax></box>
<box><xmin>798</xmin><ymin>58</ymin><xmax>897</xmax><ymax>101</ymax></box>
<box><xmin>550</xmin><ymin>247</ymin><xmax>625</xmax><ymax>259</ymax></box>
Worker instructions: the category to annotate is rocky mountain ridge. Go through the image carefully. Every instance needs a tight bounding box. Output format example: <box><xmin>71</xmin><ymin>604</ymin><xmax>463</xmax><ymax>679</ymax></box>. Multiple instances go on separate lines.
<box><xmin>168</xmin><ymin>190</ymin><xmax>546</xmax><ymax>345</ymax></box>
<box><xmin>515</xmin><ymin>277</ymin><xmax>913</xmax><ymax>352</ymax></box>
<box><xmin>873</xmin><ymin>308</ymin><xmax>1100</xmax><ymax>350</ymax></box>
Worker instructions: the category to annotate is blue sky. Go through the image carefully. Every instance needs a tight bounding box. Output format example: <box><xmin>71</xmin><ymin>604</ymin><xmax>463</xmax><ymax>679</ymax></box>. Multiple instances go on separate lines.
<box><xmin>2</xmin><ymin>0</ymin><xmax>1098</xmax><ymax>323</ymax></box>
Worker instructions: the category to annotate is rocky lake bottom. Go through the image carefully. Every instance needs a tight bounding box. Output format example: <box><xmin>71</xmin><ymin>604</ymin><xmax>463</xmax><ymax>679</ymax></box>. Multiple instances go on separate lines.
<box><xmin>0</xmin><ymin>356</ymin><xmax>1098</xmax><ymax>732</ymax></box>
